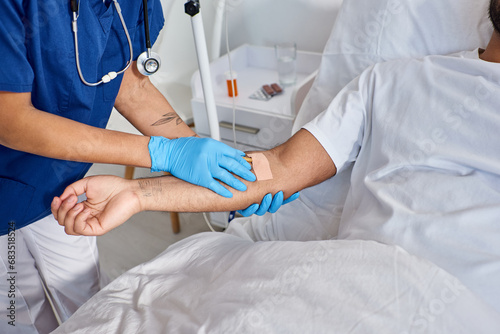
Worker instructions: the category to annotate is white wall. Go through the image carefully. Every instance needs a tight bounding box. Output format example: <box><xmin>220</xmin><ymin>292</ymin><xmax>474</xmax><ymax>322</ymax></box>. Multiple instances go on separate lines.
<box><xmin>223</xmin><ymin>0</ymin><xmax>342</xmax><ymax>53</ymax></box>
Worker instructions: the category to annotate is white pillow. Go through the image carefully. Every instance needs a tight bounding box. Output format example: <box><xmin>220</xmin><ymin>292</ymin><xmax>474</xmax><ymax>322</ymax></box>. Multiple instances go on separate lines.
<box><xmin>295</xmin><ymin>0</ymin><xmax>493</xmax><ymax>130</ymax></box>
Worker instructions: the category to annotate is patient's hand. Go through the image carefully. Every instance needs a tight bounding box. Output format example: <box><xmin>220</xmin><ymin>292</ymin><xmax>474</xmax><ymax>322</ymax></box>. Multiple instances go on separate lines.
<box><xmin>51</xmin><ymin>175</ymin><xmax>140</xmax><ymax>236</ymax></box>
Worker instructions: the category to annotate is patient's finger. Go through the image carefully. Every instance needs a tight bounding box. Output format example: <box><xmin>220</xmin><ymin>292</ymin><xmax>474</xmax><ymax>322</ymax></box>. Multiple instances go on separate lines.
<box><xmin>63</xmin><ymin>202</ymin><xmax>84</xmax><ymax>236</ymax></box>
<box><xmin>59</xmin><ymin>178</ymin><xmax>89</xmax><ymax>201</ymax></box>
<box><xmin>73</xmin><ymin>208</ymin><xmax>92</xmax><ymax>236</ymax></box>
<box><xmin>57</xmin><ymin>195</ymin><xmax>78</xmax><ymax>229</ymax></box>
<box><xmin>51</xmin><ymin>197</ymin><xmax>61</xmax><ymax>221</ymax></box>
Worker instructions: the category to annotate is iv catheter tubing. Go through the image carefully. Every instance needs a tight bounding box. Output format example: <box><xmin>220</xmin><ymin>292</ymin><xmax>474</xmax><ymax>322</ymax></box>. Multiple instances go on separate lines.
<box><xmin>72</xmin><ymin>0</ymin><xmax>133</xmax><ymax>86</ymax></box>
<box><xmin>190</xmin><ymin>12</ymin><xmax>221</xmax><ymax>141</ymax></box>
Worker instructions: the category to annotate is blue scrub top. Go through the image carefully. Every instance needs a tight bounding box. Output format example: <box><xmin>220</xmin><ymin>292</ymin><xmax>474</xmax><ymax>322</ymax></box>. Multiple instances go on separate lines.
<box><xmin>0</xmin><ymin>0</ymin><xmax>164</xmax><ymax>235</ymax></box>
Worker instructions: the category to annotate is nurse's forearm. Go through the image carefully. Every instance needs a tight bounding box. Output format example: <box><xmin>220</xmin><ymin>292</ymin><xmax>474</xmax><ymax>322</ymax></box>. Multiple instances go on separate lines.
<box><xmin>114</xmin><ymin>63</ymin><xmax>196</xmax><ymax>139</ymax></box>
<box><xmin>0</xmin><ymin>91</ymin><xmax>152</xmax><ymax>168</ymax></box>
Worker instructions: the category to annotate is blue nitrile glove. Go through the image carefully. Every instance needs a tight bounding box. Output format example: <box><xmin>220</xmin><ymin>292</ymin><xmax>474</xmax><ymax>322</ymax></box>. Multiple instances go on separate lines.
<box><xmin>148</xmin><ymin>136</ymin><xmax>256</xmax><ymax>198</ymax></box>
<box><xmin>238</xmin><ymin>191</ymin><xmax>300</xmax><ymax>216</ymax></box>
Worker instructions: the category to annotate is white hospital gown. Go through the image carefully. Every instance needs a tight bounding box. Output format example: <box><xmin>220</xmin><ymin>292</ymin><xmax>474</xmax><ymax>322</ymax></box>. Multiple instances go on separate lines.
<box><xmin>303</xmin><ymin>49</ymin><xmax>500</xmax><ymax>313</ymax></box>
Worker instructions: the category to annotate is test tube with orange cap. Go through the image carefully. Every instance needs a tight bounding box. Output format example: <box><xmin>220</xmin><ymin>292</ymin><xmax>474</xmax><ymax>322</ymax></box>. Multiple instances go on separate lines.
<box><xmin>225</xmin><ymin>71</ymin><xmax>238</xmax><ymax>97</ymax></box>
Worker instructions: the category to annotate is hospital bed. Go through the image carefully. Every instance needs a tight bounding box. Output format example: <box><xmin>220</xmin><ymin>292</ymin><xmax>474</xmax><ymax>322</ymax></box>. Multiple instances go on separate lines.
<box><xmin>53</xmin><ymin>0</ymin><xmax>500</xmax><ymax>332</ymax></box>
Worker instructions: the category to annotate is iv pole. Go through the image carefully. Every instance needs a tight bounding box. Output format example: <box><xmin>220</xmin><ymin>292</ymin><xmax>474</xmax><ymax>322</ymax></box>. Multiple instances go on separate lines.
<box><xmin>185</xmin><ymin>0</ymin><xmax>221</xmax><ymax>141</ymax></box>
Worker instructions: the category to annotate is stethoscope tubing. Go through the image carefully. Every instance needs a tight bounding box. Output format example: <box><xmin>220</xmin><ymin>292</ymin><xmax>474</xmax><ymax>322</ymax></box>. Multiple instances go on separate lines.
<box><xmin>72</xmin><ymin>0</ymin><xmax>133</xmax><ymax>86</ymax></box>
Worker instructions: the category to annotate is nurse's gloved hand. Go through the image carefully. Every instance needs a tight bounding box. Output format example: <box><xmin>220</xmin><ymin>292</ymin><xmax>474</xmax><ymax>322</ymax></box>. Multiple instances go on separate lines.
<box><xmin>238</xmin><ymin>191</ymin><xmax>300</xmax><ymax>216</ymax></box>
<box><xmin>148</xmin><ymin>136</ymin><xmax>256</xmax><ymax>198</ymax></box>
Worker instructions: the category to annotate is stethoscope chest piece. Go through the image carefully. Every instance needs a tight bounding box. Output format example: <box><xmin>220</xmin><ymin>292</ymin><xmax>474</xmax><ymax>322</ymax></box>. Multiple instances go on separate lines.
<box><xmin>71</xmin><ymin>0</ymin><xmax>161</xmax><ymax>85</ymax></box>
<box><xmin>137</xmin><ymin>50</ymin><xmax>161</xmax><ymax>76</ymax></box>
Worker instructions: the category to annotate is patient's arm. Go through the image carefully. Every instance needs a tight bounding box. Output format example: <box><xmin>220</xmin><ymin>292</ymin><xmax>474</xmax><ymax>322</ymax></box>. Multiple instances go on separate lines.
<box><xmin>52</xmin><ymin>129</ymin><xmax>337</xmax><ymax>235</ymax></box>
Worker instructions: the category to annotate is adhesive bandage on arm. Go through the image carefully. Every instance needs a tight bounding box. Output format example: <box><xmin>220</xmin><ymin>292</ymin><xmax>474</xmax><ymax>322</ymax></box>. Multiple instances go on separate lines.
<box><xmin>247</xmin><ymin>153</ymin><xmax>273</xmax><ymax>181</ymax></box>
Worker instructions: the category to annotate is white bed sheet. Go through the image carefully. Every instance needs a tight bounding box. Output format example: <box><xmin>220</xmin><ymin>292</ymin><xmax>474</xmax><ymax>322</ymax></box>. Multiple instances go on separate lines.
<box><xmin>53</xmin><ymin>233</ymin><xmax>500</xmax><ymax>333</ymax></box>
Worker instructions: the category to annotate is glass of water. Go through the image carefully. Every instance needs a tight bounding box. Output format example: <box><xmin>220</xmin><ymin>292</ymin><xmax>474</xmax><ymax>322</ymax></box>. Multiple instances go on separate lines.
<box><xmin>275</xmin><ymin>42</ymin><xmax>297</xmax><ymax>86</ymax></box>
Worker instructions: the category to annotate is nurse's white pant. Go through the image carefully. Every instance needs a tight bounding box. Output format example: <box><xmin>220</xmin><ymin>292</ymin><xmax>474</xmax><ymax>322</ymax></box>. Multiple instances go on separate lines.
<box><xmin>0</xmin><ymin>215</ymin><xmax>102</xmax><ymax>334</ymax></box>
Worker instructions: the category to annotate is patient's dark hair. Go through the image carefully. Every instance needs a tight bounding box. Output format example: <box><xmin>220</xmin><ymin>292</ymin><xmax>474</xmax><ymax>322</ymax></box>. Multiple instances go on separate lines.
<box><xmin>490</xmin><ymin>0</ymin><xmax>500</xmax><ymax>32</ymax></box>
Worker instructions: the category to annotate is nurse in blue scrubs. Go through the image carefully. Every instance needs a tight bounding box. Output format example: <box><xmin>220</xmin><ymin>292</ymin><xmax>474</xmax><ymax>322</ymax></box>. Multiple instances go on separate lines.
<box><xmin>0</xmin><ymin>1</ymin><xmax>290</xmax><ymax>332</ymax></box>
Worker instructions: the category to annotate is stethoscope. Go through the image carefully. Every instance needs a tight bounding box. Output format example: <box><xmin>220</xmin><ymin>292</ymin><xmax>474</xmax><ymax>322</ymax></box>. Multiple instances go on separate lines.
<box><xmin>70</xmin><ymin>0</ymin><xmax>161</xmax><ymax>86</ymax></box>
